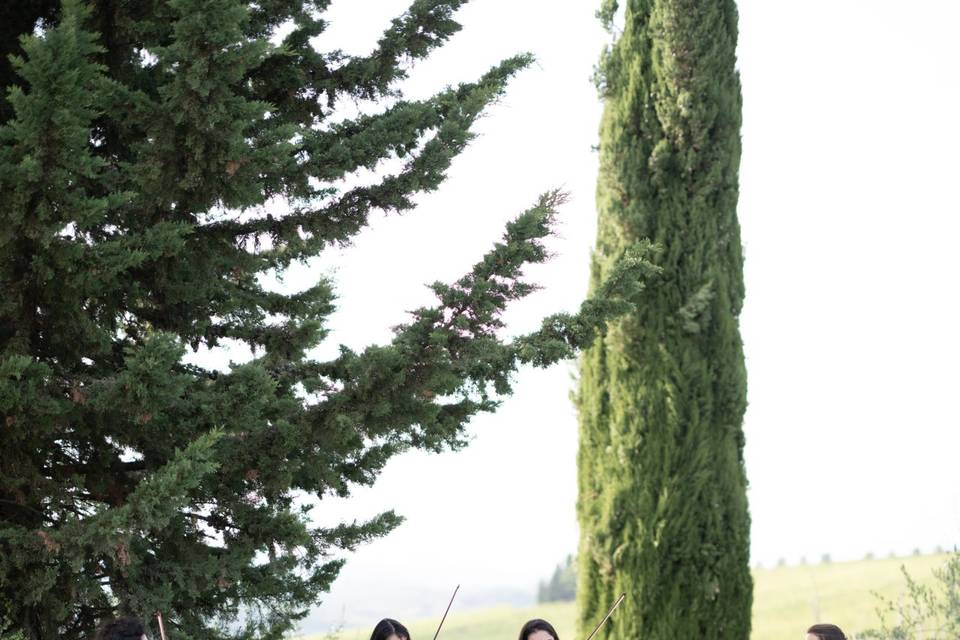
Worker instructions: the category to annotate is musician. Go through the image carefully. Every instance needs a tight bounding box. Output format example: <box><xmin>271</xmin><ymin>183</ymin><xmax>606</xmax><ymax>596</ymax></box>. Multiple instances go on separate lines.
<box><xmin>806</xmin><ymin>623</ymin><xmax>847</xmax><ymax>640</ymax></box>
<box><xmin>94</xmin><ymin>617</ymin><xmax>148</xmax><ymax>640</ymax></box>
<box><xmin>518</xmin><ymin>618</ymin><xmax>560</xmax><ymax>640</ymax></box>
<box><xmin>370</xmin><ymin>618</ymin><xmax>411</xmax><ymax>640</ymax></box>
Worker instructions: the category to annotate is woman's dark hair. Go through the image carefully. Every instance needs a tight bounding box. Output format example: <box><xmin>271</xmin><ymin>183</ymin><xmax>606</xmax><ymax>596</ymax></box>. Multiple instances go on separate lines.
<box><xmin>807</xmin><ymin>623</ymin><xmax>847</xmax><ymax>640</ymax></box>
<box><xmin>370</xmin><ymin>618</ymin><xmax>410</xmax><ymax>640</ymax></box>
<box><xmin>518</xmin><ymin>619</ymin><xmax>559</xmax><ymax>640</ymax></box>
<box><xmin>94</xmin><ymin>617</ymin><xmax>146</xmax><ymax>640</ymax></box>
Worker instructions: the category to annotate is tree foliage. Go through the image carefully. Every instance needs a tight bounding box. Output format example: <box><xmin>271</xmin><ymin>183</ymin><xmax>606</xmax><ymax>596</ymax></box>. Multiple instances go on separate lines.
<box><xmin>576</xmin><ymin>0</ymin><xmax>751</xmax><ymax>638</ymax></box>
<box><xmin>538</xmin><ymin>555</ymin><xmax>577</xmax><ymax>604</ymax></box>
<box><xmin>861</xmin><ymin>551</ymin><xmax>960</xmax><ymax>640</ymax></box>
<box><xmin>0</xmin><ymin>2</ymin><xmax>656</xmax><ymax>639</ymax></box>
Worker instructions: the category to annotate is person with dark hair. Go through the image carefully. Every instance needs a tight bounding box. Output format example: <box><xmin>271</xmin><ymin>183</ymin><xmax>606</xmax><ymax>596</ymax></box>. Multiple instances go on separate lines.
<box><xmin>370</xmin><ymin>618</ymin><xmax>411</xmax><ymax>640</ymax></box>
<box><xmin>518</xmin><ymin>618</ymin><xmax>559</xmax><ymax>640</ymax></box>
<box><xmin>807</xmin><ymin>623</ymin><xmax>847</xmax><ymax>640</ymax></box>
<box><xmin>94</xmin><ymin>617</ymin><xmax>148</xmax><ymax>640</ymax></box>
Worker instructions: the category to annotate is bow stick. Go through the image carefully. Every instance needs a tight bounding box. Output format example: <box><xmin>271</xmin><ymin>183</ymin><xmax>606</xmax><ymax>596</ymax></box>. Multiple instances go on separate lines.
<box><xmin>155</xmin><ymin>611</ymin><xmax>168</xmax><ymax>640</ymax></box>
<box><xmin>583</xmin><ymin>593</ymin><xmax>625</xmax><ymax>640</ymax></box>
<box><xmin>431</xmin><ymin>584</ymin><xmax>460</xmax><ymax>640</ymax></box>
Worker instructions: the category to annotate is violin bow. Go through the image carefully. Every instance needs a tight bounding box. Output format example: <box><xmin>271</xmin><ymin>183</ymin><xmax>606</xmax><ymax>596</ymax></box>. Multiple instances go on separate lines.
<box><xmin>155</xmin><ymin>611</ymin><xmax>168</xmax><ymax>640</ymax></box>
<box><xmin>583</xmin><ymin>593</ymin><xmax>626</xmax><ymax>640</ymax></box>
<box><xmin>431</xmin><ymin>584</ymin><xmax>460</xmax><ymax>640</ymax></box>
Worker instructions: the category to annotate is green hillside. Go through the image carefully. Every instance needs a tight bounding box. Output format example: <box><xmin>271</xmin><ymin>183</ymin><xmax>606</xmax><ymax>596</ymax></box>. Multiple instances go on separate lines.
<box><xmin>751</xmin><ymin>553</ymin><xmax>948</xmax><ymax>638</ymax></box>
<box><xmin>305</xmin><ymin>554</ymin><xmax>950</xmax><ymax>640</ymax></box>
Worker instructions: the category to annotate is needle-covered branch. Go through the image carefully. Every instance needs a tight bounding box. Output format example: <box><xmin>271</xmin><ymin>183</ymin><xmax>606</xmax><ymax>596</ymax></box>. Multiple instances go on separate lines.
<box><xmin>309</xmin><ymin>193</ymin><xmax>658</xmax><ymax>458</ymax></box>
<box><xmin>206</xmin><ymin>55</ymin><xmax>533</xmax><ymax>263</ymax></box>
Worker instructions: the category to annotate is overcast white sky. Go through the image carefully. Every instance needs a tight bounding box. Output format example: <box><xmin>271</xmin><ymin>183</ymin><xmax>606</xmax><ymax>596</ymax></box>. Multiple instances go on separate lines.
<box><xmin>208</xmin><ymin>0</ymin><xmax>960</xmax><ymax>630</ymax></box>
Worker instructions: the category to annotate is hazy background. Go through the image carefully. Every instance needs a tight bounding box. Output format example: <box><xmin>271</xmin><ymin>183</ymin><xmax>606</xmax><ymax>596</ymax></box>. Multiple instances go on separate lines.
<box><xmin>199</xmin><ymin>0</ymin><xmax>960</xmax><ymax>631</ymax></box>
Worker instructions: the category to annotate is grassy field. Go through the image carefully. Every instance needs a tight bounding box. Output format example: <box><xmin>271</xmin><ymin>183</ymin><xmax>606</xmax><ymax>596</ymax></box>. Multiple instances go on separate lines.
<box><xmin>306</xmin><ymin>554</ymin><xmax>949</xmax><ymax>640</ymax></box>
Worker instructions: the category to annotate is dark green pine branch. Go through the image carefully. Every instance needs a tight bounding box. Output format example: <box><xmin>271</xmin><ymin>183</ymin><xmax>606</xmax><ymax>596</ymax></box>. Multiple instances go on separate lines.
<box><xmin>322</xmin><ymin>0</ymin><xmax>470</xmax><ymax>101</ymax></box>
<box><xmin>205</xmin><ymin>55</ymin><xmax>534</xmax><ymax>263</ymax></box>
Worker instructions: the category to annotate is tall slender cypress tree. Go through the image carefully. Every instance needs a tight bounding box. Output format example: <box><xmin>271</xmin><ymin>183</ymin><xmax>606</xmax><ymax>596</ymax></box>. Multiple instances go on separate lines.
<box><xmin>576</xmin><ymin>1</ymin><xmax>751</xmax><ymax>638</ymax></box>
<box><xmin>0</xmin><ymin>2</ymin><xmax>656</xmax><ymax>639</ymax></box>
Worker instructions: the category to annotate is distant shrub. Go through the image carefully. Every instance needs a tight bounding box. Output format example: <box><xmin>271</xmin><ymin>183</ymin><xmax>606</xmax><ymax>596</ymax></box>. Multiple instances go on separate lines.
<box><xmin>821</xmin><ymin>554</ymin><xmax>832</xmax><ymax>564</ymax></box>
<box><xmin>859</xmin><ymin>550</ymin><xmax>959</xmax><ymax>640</ymax></box>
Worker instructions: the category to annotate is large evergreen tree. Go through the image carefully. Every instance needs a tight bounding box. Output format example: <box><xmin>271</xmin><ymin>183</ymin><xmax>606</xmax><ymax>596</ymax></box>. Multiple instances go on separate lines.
<box><xmin>576</xmin><ymin>1</ymin><xmax>750</xmax><ymax>638</ymax></box>
<box><xmin>0</xmin><ymin>2</ymin><xmax>656</xmax><ymax>639</ymax></box>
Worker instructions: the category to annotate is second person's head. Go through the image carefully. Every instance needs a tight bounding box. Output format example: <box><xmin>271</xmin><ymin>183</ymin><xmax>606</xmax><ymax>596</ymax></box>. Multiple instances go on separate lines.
<box><xmin>806</xmin><ymin>623</ymin><xmax>846</xmax><ymax>640</ymax></box>
<box><xmin>371</xmin><ymin>618</ymin><xmax>411</xmax><ymax>640</ymax></box>
<box><xmin>518</xmin><ymin>619</ymin><xmax>559</xmax><ymax>640</ymax></box>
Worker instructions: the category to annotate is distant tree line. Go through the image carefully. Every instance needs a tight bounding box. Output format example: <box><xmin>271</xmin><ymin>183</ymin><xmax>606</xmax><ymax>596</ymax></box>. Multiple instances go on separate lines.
<box><xmin>538</xmin><ymin>555</ymin><xmax>576</xmax><ymax>603</ymax></box>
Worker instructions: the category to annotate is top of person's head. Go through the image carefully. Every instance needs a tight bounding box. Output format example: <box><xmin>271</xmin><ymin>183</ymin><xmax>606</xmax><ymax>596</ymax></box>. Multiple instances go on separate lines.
<box><xmin>518</xmin><ymin>619</ymin><xmax>559</xmax><ymax>640</ymax></box>
<box><xmin>370</xmin><ymin>618</ymin><xmax>410</xmax><ymax>640</ymax></box>
<box><xmin>95</xmin><ymin>617</ymin><xmax>147</xmax><ymax>640</ymax></box>
<box><xmin>807</xmin><ymin>623</ymin><xmax>847</xmax><ymax>640</ymax></box>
